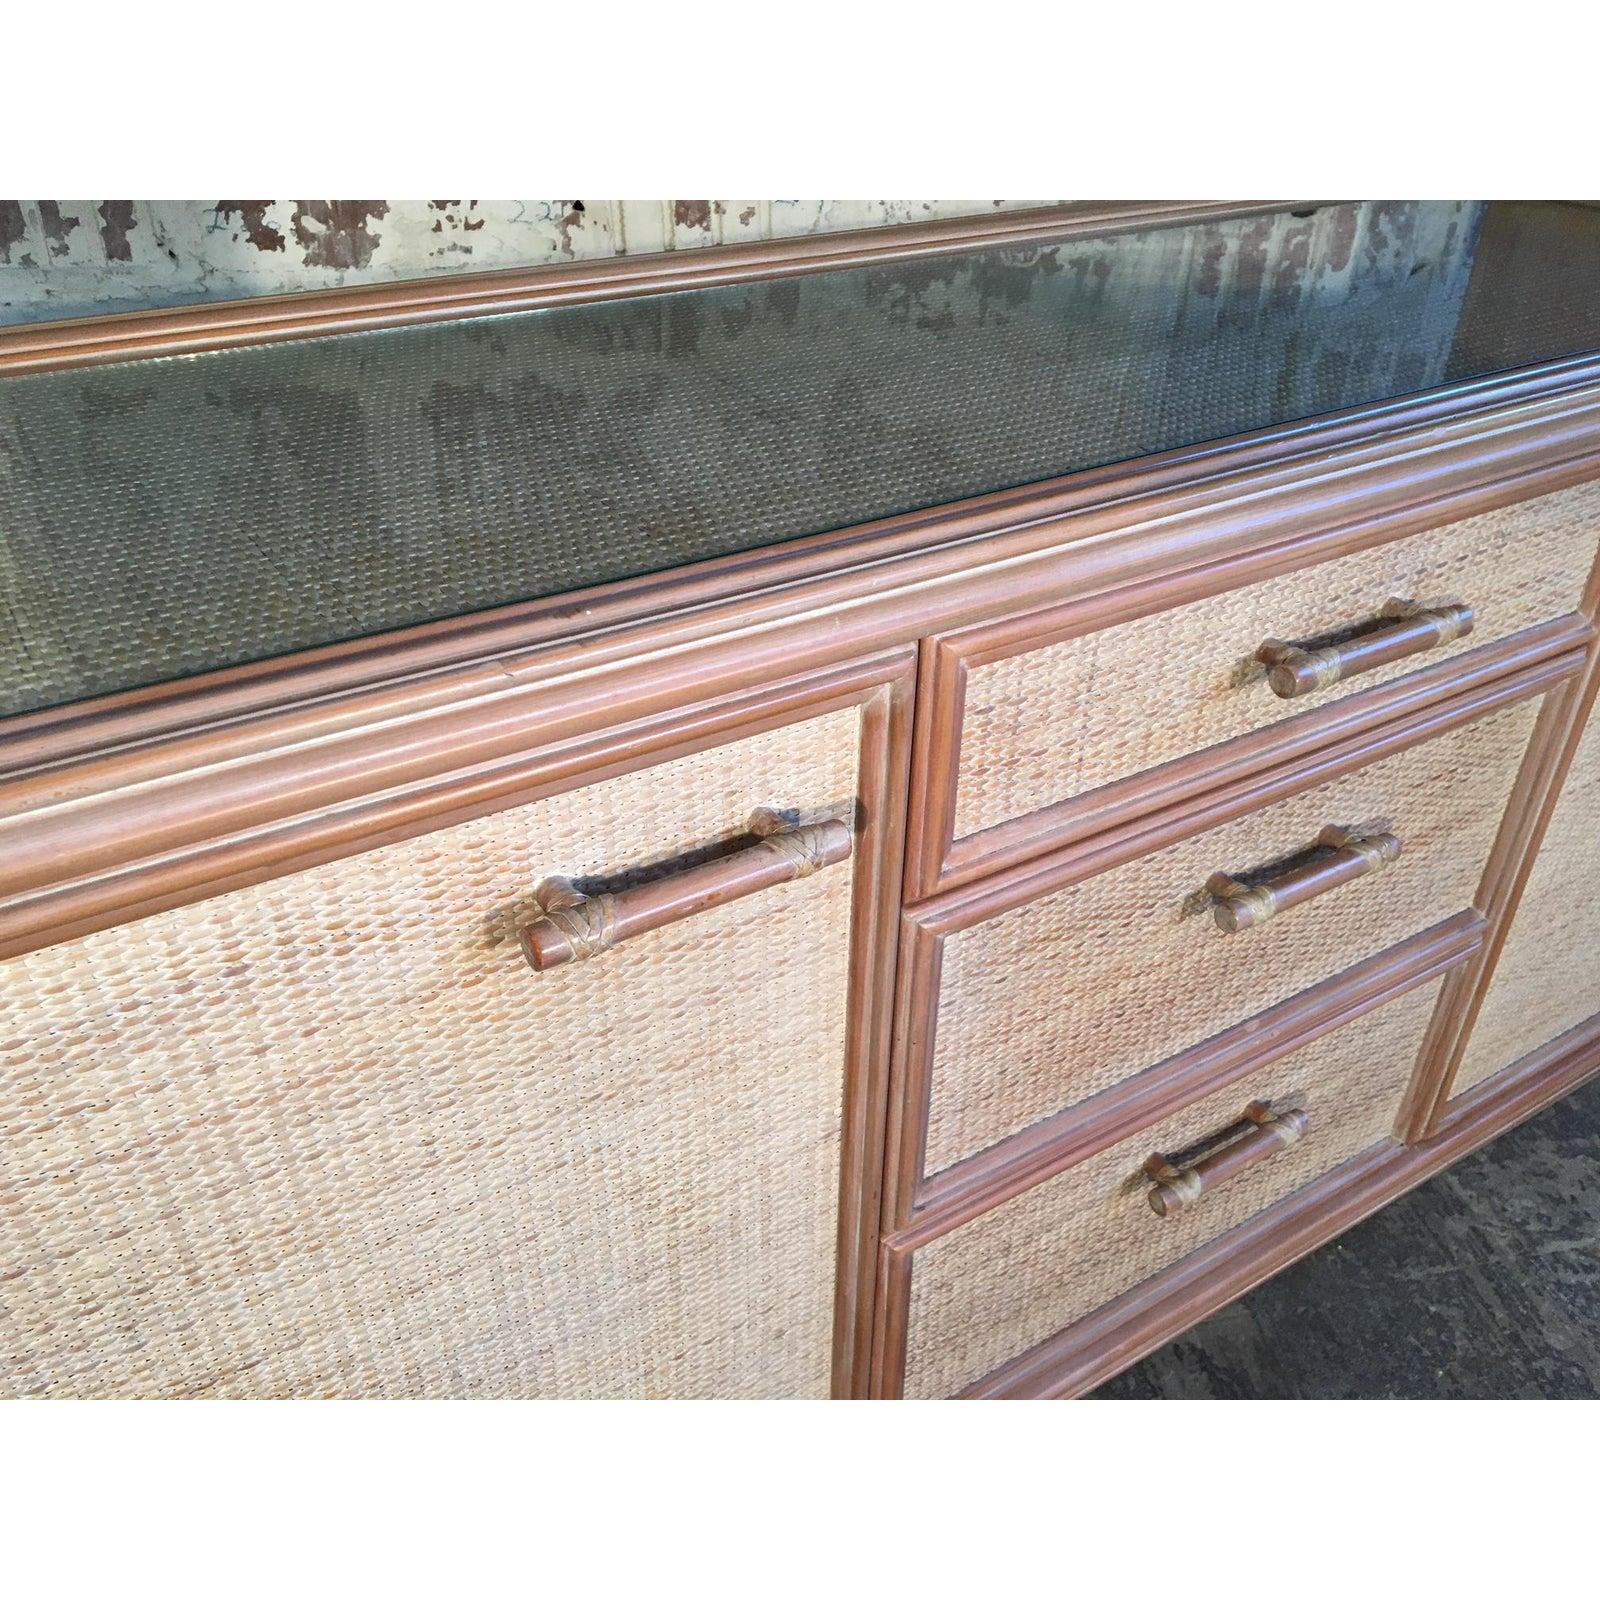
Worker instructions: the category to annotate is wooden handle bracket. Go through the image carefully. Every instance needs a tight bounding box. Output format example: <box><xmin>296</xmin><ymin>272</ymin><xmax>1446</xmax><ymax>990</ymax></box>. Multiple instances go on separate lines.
<box><xmin>1257</xmin><ymin>598</ymin><xmax>1474</xmax><ymax>699</ymax></box>
<box><xmin>519</xmin><ymin>809</ymin><xmax>853</xmax><ymax>972</ymax></box>
<box><xmin>1145</xmin><ymin>1100</ymin><xmax>1310</xmax><ymax>1217</ymax></box>
<box><xmin>1207</xmin><ymin>823</ymin><xmax>1402</xmax><ymax>933</ymax></box>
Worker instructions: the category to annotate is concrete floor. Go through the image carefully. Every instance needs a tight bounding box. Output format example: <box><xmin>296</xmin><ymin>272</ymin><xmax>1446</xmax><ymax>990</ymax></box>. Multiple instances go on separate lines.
<box><xmin>1092</xmin><ymin>1076</ymin><xmax>1600</xmax><ymax>1399</ymax></box>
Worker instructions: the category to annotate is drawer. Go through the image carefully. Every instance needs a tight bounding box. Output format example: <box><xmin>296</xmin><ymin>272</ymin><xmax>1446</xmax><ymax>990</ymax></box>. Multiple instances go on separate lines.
<box><xmin>0</xmin><ymin>705</ymin><xmax>868</xmax><ymax>1399</ymax></box>
<box><xmin>932</xmin><ymin>480</ymin><xmax>1598</xmax><ymax>887</ymax></box>
<box><xmin>897</xmin><ymin>976</ymin><xmax>1445</xmax><ymax>1399</ymax></box>
<box><xmin>915</xmin><ymin>688</ymin><xmax>1546</xmax><ymax>1186</ymax></box>
<box><xmin>1451</xmin><ymin>695</ymin><xmax>1600</xmax><ymax>1100</ymax></box>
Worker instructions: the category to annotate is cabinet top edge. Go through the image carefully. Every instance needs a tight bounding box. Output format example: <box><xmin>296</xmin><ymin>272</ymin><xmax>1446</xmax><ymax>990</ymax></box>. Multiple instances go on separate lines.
<box><xmin>6</xmin><ymin>355</ymin><xmax>1600</xmax><ymax>784</ymax></box>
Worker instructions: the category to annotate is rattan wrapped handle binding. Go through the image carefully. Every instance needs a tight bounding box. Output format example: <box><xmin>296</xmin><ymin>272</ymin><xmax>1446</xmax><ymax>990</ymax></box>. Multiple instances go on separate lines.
<box><xmin>1145</xmin><ymin>1101</ymin><xmax>1310</xmax><ymax>1217</ymax></box>
<box><xmin>519</xmin><ymin>812</ymin><xmax>853</xmax><ymax>971</ymax></box>
<box><xmin>1257</xmin><ymin>599</ymin><xmax>1474</xmax><ymax>699</ymax></box>
<box><xmin>1207</xmin><ymin>823</ymin><xmax>1402</xmax><ymax>933</ymax></box>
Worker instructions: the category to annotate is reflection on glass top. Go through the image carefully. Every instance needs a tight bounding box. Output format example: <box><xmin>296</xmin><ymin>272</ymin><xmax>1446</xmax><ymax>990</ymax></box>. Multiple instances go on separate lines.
<box><xmin>3</xmin><ymin>200</ymin><xmax>1599</xmax><ymax>720</ymax></box>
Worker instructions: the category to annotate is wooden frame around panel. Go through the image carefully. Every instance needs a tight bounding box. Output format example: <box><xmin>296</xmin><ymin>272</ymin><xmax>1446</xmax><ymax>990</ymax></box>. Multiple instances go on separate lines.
<box><xmin>0</xmin><ymin>201</ymin><xmax>1308</xmax><ymax>378</ymax></box>
<box><xmin>832</xmin><ymin>661</ymin><xmax>915</xmax><ymax>1397</ymax></box>
<box><xmin>880</xmin><ymin>647</ymin><xmax>1586</xmax><ymax>1232</ymax></box>
<box><xmin>955</xmin><ymin>1013</ymin><xmax>1600</xmax><ymax>1398</ymax></box>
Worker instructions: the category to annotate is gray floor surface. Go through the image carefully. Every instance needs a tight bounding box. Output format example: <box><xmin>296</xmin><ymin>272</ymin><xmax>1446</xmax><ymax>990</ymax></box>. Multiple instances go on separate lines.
<box><xmin>1091</xmin><ymin>1076</ymin><xmax>1600</xmax><ymax>1399</ymax></box>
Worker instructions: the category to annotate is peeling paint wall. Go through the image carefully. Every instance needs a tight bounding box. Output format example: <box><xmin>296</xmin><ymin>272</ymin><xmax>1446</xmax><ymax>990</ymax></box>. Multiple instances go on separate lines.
<box><xmin>0</xmin><ymin>200</ymin><xmax>1066</xmax><ymax>325</ymax></box>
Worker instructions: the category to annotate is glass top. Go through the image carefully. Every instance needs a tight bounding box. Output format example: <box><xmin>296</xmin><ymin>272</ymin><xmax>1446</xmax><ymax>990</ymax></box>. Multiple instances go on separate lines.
<box><xmin>3</xmin><ymin>199</ymin><xmax>1598</xmax><ymax>720</ymax></box>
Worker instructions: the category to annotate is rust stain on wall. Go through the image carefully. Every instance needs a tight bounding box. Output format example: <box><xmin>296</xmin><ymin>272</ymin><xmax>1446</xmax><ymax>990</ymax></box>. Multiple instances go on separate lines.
<box><xmin>556</xmin><ymin>201</ymin><xmax>587</xmax><ymax>257</ymax></box>
<box><xmin>0</xmin><ymin>201</ymin><xmax>26</xmax><ymax>264</ymax></box>
<box><xmin>38</xmin><ymin>202</ymin><xmax>80</xmax><ymax>258</ymax></box>
<box><xmin>673</xmin><ymin>200</ymin><xmax>713</xmax><ymax>232</ymax></box>
<box><xmin>291</xmin><ymin>201</ymin><xmax>390</xmax><ymax>269</ymax></box>
<box><xmin>215</xmin><ymin>202</ymin><xmax>286</xmax><ymax>253</ymax></box>
<box><xmin>98</xmin><ymin>201</ymin><xmax>137</xmax><ymax>262</ymax></box>
<box><xmin>428</xmin><ymin>201</ymin><xmax>486</xmax><ymax>234</ymax></box>
<box><xmin>427</xmin><ymin>201</ymin><xmax>488</xmax><ymax>257</ymax></box>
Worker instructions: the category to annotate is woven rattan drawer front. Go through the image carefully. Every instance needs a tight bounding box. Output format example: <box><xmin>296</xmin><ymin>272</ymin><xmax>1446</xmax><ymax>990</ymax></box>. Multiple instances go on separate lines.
<box><xmin>951</xmin><ymin>481</ymin><xmax>1599</xmax><ymax>850</ymax></box>
<box><xmin>924</xmin><ymin>694</ymin><xmax>1543</xmax><ymax>1180</ymax></box>
<box><xmin>1453</xmin><ymin>701</ymin><xmax>1600</xmax><ymax>1098</ymax></box>
<box><xmin>902</xmin><ymin>977</ymin><xmax>1442</xmax><ymax>1399</ymax></box>
<box><xmin>0</xmin><ymin>709</ymin><xmax>862</xmax><ymax>1399</ymax></box>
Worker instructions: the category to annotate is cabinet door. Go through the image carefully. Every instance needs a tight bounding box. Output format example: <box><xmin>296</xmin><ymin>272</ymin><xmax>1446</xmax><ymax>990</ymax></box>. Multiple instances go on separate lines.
<box><xmin>1452</xmin><ymin>697</ymin><xmax>1600</xmax><ymax>1098</ymax></box>
<box><xmin>0</xmin><ymin>702</ymin><xmax>884</xmax><ymax>1399</ymax></box>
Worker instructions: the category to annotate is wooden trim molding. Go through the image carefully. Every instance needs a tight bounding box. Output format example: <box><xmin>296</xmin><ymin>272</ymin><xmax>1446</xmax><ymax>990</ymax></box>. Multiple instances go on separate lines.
<box><xmin>5</xmin><ymin>382</ymin><xmax>1600</xmax><ymax>968</ymax></box>
<box><xmin>953</xmin><ymin>1012</ymin><xmax>1600</xmax><ymax>1399</ymax></box>
<box><xmin>0</xmin><ymin>201</ymin><xmax>1308</xmax><ymax>379</ymax></box>
<box><xmin>7</xmin><ymin>358</ymin><xmax>1600</xmax><ymax>785</ymax></box>
<box><xmin>833</xmin><ymin>666</ymin><xmax>915</xmax><ymax>1397</ymax></box>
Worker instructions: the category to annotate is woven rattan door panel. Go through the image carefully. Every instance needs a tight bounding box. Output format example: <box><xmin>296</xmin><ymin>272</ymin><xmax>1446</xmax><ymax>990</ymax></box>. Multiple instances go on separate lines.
<box><xmin>923</xmin><ymin>695</ymin><xmax>1542</xmax><ymax>1180</ymax></box>
<box><xmin>1452</xmin><ymin>701</ymin><xmax>1600</xmax><ymax>1098</ymax></box>
<box><xmin>951</xmin><ymin>482</ymin><xmax>1598</xmax><ymax>848</ymax></box>
<box><xmin>901</xmin><ymin>978</ymin><xmax>1442</xmax><ymax>1399</ymax></box>
<box><xmin>0</xmin><ymin>709</ymin><xmax>863</xmax><ymax>1399</ymax></box>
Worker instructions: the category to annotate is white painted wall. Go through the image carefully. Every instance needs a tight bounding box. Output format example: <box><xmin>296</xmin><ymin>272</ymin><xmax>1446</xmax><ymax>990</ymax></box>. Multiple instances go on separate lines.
<box><xmin>0</xmin><ymin>200</ymin><xmax>1064</xmax><ymax>324</ymax></box>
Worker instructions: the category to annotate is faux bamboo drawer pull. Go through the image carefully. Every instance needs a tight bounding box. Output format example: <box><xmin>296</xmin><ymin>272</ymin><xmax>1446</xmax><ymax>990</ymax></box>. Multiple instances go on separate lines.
<box><xmin>1145</xmin><ymin>1101</ymin><xmax>1310</xmax><ymax>1217</ymax></box>
<box><xmin>1207</xmin><ymin>823</ymin><xmax>1401</xmax><ymax>933</ymax></box>
<box><xmin>519</xmin><ymin>811</ymin><xmax>853</xmax><ymax>971</ymax></box>
<box><xmin>1257</xmin><ymin>599</ymin><xmax>1474</xmax><ymax>699</ymax></box>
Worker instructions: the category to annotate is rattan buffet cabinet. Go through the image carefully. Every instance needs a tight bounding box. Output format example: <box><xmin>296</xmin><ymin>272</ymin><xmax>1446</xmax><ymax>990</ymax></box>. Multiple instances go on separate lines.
<box><xmin>3</xmin><ymin>200</ymin><xmax>1600</xmax><ymax>1399</ymax></box>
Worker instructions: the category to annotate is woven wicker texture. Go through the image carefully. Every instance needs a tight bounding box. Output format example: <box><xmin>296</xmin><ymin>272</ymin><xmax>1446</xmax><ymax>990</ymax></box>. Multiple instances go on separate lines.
<box><xmin>904</xmin><ymin>978</ymin><xmax>1441</xmax><ymax>1398</ymax></box>
<box><xmin>1454</xmin><ymin>703</ymin><xmax>1600</xmax><ymax>1096</ymax></box>
<box><xmin>954</xmin><ymin>482</ymin><xmax>1600</xmax><ymax>841</ymax></box>
<box><xmin>926</xmin><ymin>697</ymin><xmax>1542</xmax><ymax>1178</ymax></box>
<box><xmin>0</xmin><ymin>203</ymin><xmax>1484</xmax><ymax>718</ymax></box>
<box><xmin>0</xmin><ymin>709</ymin><xmax>860</xmax><ymax>1399</ymax></box>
